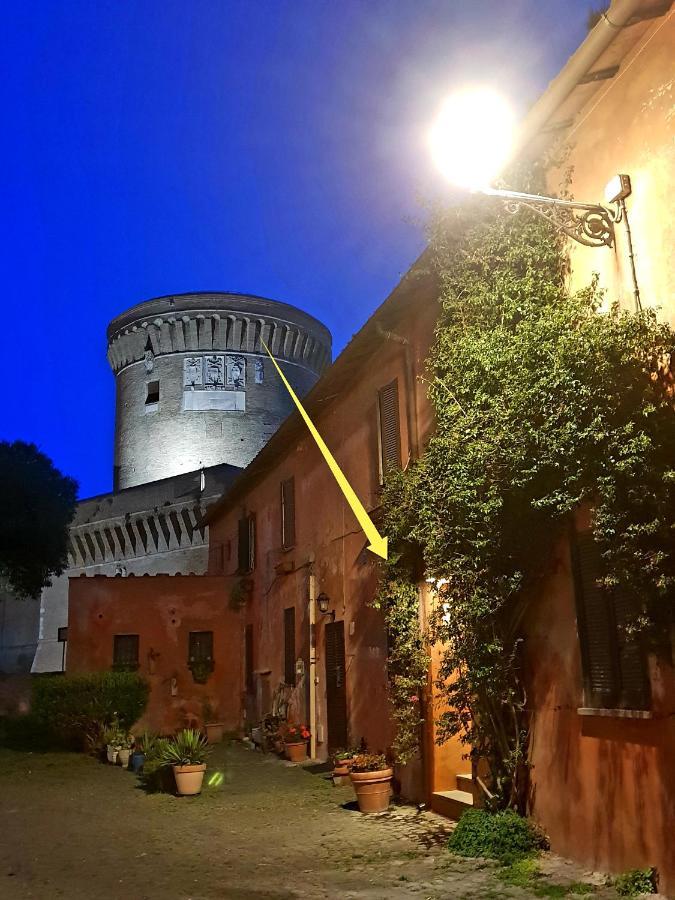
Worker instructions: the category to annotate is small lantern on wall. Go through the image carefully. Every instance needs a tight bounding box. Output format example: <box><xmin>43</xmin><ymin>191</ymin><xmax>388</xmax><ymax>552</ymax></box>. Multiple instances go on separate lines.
<box><xmin>316</xmin><ymin>592</ymin><xmax>335</xmax><ymax>621</ymax></box>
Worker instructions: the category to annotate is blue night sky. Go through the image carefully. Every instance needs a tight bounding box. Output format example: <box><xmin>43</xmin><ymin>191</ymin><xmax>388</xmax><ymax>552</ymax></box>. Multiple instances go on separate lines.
<box><xmin>2</xmin><ymin>1</ymin><xmax>590</xmax><ymax>498</ymax></box>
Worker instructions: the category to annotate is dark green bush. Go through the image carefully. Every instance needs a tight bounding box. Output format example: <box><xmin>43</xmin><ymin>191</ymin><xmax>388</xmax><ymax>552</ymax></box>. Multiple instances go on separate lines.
<box><xmin>614</xmin><ymin>869</ymin><xmax>656</xmax><ymax>897</ymax></box>
<box><xmin>448</xmin><ymin>808</ymin><xmax>548</xmax><ymax>865</ymax></box>
<box><xmin>31</xmin><ymin>672</ymin><xmax>149</xmax><ymax>749</ymax></box>
<box><xmin>0</xmin><ymin>714</ymin><xmax>59</xmax><ymax>751</ymax></box>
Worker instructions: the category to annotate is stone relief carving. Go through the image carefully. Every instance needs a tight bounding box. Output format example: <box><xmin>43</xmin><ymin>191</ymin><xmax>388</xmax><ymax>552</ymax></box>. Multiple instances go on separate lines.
<box><xmin>254</xmin><ymin>358</ymin><xmax>264</xmax><ymax>384</ymax></box>
<box><xmin>226</xmin><ymin>355</ymin><xmax>246</xmax><ymax>388</ymax></box>
<box><xmin>183</xmin><ymin>357</ymin><xmax>203</xmax><ymax>388</ymax></box>
<box><xmin>204</xmin><ymin>355</ymin><xmax>225</xmax><ymax>390</ymax></box>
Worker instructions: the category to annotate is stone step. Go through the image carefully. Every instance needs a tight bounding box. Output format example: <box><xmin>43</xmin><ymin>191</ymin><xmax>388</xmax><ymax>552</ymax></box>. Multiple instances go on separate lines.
<box><xmin>456</xmin><ymin>773</ymin><xmax>475</xmax><ymax>794</ymax></box>
<box><xmin>431</xmin><ymin>789</ymin><xmax>474</xmax><ymax>821</ymax></box>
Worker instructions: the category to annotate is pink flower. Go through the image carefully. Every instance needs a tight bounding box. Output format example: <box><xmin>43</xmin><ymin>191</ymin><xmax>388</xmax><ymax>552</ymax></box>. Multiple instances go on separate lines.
<box><xmin>410</xmin><ymin>695</ymin><xmax>419</xmax><ymax>703</ymax></box>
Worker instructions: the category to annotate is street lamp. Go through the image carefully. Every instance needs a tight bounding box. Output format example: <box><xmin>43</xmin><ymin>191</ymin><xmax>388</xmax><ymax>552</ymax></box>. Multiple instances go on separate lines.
<box><xmin>429</xmin><ymin>87</ymin><xmax>640</xmax><ymax>309</ymax></box>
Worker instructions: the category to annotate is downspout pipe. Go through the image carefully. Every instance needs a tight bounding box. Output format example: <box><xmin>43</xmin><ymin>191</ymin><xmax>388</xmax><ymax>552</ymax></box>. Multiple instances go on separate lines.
<box><xmin>517</xmin><ymin>0</ymin><xmax>643</xmax><ymax>150</ymax></box>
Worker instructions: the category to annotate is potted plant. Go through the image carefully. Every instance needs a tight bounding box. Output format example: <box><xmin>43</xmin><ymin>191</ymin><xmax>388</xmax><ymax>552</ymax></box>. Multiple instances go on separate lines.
<box><xmin>349</xmin><ymin>753</ymin><xmax>393</xmax><ymax>813</ymax></box>
<box><xmin>333</xmin><ymin>748</ymin><xmax>357</xmax><ymax>777</ymax></box>
<box><xmin>117</xmin><ymin>733</ymin><xmax>134</xmax><ymax>768</ymax></box>
<box><xmin>103</xmin><ymin>719</ymin><xmax>124</xmax><ymax>764</ymax></box>
<box><xmin>189</xmin><ymin>658</ymin><xmax>214</xmax><ymax>684</ymax></box>
<box><xmin>202</xmin><ymin>699</ymin><xmax>226</xmax><ymax>744</ymax></box>
<box><xmin>132</xmin><ymin>731</ymin><xmax>156</xmax><ymax>773</ymax></box>
<box><xmin>283</xmin><ymin>724</ymin><xmax>310</xmax><ymax>763</ymax></box>
<box><xmin>160</xmin><ymin>728</ymin><xmax>212</xmax><ymax>795</ymax></box>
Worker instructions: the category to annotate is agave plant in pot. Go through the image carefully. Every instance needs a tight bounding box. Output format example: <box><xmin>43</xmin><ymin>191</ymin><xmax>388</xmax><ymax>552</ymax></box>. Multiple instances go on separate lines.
<box><xmin>349</xmin><ymin>753</ymin><xmax>393</xmax><ymax>814</ymax></box>
<box><xmin>160</xmin><ymin>728</ymin><xmax>212</xmax><ymax>796</ymax></box>
<box><xmin>131</xmin><ymin>731</ymin><xmax>156</xmax><ymax>773</ymax></box>
<box><xmin>283</xmin><ymin>724</ymin><xmax>310</xmax><ymax>762</ymax></box>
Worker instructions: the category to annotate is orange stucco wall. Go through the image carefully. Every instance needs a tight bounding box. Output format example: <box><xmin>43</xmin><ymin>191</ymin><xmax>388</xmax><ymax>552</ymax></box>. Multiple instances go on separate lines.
<box><xmin>207</xmin><ymin>286</ymin><xmax>448</xmax><ymax>799</ymax></box>
<box><xmin>549</xmin><ymin>13</ymin><xmax>675</xmax><ymax>321</ymax></box>
<box><xmin>67</xmin><ymin>575</ymin><xmax>243</xmax><ymax>734</ymax></box>
<box><xmin>524</xmin><ymin>533</ymin><xmax>675</xmax><ymax>894</ymax></box>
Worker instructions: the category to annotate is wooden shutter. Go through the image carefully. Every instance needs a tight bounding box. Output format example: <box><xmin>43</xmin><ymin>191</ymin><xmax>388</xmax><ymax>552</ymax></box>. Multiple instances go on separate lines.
<box><xmin>325</xmin><ymin>620</ymin><xmax>348</xmax><ymax>750</ymax></box>
<box><xmin>572</xmin><ymin>530</ymin><xmax>649</xmax><ymax>710</ymax></box>
<box><xmin>188</xmin><ymin>631</ymin><xmax>214</xmax><ymax>663</ymax></box>
<box><xmin>113</xmin><ymin>634</ymin><xmax>139</xmax><ymax>670</ymax></box>
<box><xmin>378</xmin><ymin>379</ymin><xmax>402</xmax><ymax>479</ymax></box>
<box><xmin>612</xmin><ymin>585</ymin><xmax>650</xmax><ymax>710</ymax></box>
<box><xmin>281</xmin><ymin>477</ymin><xmax>296</xmax><ymax>549</ymax></box>
<box><xmin>284</xmin><ymin>607</ymin><xmax>296</xmax><ymax>686</ymax></box>
<box><xmin>245</xmin><ymin>625</ymin><xmax>254</xmax><ymax>694</ymax></box>
<box><xmin>238</xmin><ymin>515</ymin><xmax>255</xmax><ymax>572</ymax></box>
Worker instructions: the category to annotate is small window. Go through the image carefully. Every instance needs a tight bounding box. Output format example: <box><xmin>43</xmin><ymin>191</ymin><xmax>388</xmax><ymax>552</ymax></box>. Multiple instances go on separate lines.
<box><xmin>281</xmin><ymin>477</ymin><xmax>296</xmax><ymax>549</ymax></box>
<box><xmin>377</xmin><ymin>378</ymin><xmax>402</xmax><ymax>482</ymax></box>
<box><xmin>245</xmin><ymin>624</ymin><xmax>254</xmax><ymax>694</ymax></box>
<box><xmin>113</xmin><ymin>634</ymin><xmax>139</xmax><ymax>671</ymax></box>
<box><xmin>284</xmin><ymin>607</ymin><xmax>296</xmax><ymax>686</ymax></box>
<box><xmin>145</xmin><ymin>380</ymin><xmax>160</xmax><ymax>405</ymax></box>
<box><xmin>209</xmin><ymin>542</ymin><xmax>224</xmax><ymax>574</ymax></box>
<box><xmin>572</xmin><ymin>529</ymin><xmax>650</xmax><ymax>710</ymax></box>
<box><xmin>57</xmin><ymin>626</ymin><xmax>68</xmax><ymax>642</ymax></box>
<box><xmin>238</xmin><ymin>514</ymin><xmax>255</xmax><ymax>573</ymax></box>
<box><xmin>188</xmin><ymin>631</ymin><xmax>214</xmax><ymax>664</ymax></box>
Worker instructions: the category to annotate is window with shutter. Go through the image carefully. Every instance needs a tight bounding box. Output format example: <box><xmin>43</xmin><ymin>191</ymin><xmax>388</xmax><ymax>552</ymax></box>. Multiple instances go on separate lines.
<box><xmin>377</xmin><ymin>379</ymin><xmax>402</xmax><ymax>482</ymax></box>
<box><xmin>245</xmin><ymin>625</ymin><xmax>254</xmax><ymax>694</ymax></box>
<box><xmin>238</xmin><ymin>514</ymin><xmax>255</xmax><ymax>573</ymax></box>
<box><xmin>284</xmin><ymin>606</ymin><xmax>296</xmax><ymax>686</ymax></box>
<box><xmin>188</xmin><ymin>631</ymin><xmax>214</xmax><ymax>663</ymax></box>
<box><xmin>571</xmin><ymin>529</ymin><xmax>650</xmax><ymax>710</ymax></box>
<box><xmin>113</xmin><ymin>634</ymin><xmax>139</xmax><ymax>671</ymax></box>
<box><xmin>281</xmin><ymin>477</ymin><xmax>296</xmax><ymax>549</ymax></box>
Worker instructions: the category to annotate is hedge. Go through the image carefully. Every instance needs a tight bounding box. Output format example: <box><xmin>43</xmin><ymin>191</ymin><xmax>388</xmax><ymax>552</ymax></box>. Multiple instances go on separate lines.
<box><xmin>31</xmin><ymin>672</ymin><xmax>149</xmax><ymax>749</ymax></box>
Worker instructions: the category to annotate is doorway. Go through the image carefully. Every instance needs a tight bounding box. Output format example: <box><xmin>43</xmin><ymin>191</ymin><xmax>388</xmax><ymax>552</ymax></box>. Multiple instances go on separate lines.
<box><xmin>324</xmin><ymin>620</ymin><xmax>348</xmax><ymax>750</ymax></box>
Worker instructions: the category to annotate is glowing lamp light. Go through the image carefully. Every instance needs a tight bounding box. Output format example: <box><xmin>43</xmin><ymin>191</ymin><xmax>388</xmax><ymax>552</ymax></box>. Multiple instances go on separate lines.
<box><xmin>429</xmin><ymin>87</ymin><xmax>515</xmax><ymax>191</ymax></box>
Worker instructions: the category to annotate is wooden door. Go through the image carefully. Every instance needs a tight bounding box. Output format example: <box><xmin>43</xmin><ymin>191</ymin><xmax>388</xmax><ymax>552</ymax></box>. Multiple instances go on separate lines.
<box><xmin>325</xmin><ymin>620</ymin><xmax>348</xmax><ymax>750</ymax></box>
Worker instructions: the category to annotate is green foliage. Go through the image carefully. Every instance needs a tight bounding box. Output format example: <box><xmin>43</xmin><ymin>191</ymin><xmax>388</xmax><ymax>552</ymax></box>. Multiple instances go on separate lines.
<box><xmin>32</xmin><ymin>672</ymin><xmax>149</xmax><ymax>749</ymax></box>
<box><xmin>159</xmin><ymin>728</ymin><xmax>211</xmax><ymax>766</ymax></box>
<box><xmin>351</xmin><ymin>753</ymin><xmax>388</xmax><ymax>772</ymax></box>
<box><xmin>613</xmin><ymin>869</ymin><xmax>656</xmax><ymax>897</ymax></box>
<box><xmin>372</xmin><ymin>565</ymin><xmax>429</xmax><ymax>764</ymax></box>
<box><xmin>0</xmin><ymin>440</ymin><xmax>78</xmax><ymax>597</ymax></box>
<box><xmin>448</xmin><ymin>808</ymin><xmax>547</xmax><ymax>865</ymax></box>
<box><xmin>0</xmin><ymin>714</ymin><xmax>60</xmax><ymax>751</ymax></box>
<box><xmin>382</xmin><ymin>174</ymin><xmax>675</xmax><ymax>807</ymax></box>
<box><xmin>498</xmin><ymin>858</ymin><xmax>595</xmax><ymax>897</ymax></box>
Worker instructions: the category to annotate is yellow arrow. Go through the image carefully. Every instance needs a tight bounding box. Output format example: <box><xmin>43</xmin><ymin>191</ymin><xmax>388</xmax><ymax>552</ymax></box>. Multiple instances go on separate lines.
<box><xmin>262</xmin><ymin>341</ymin><xmax>388</xmax><ymax>560</ymax></box>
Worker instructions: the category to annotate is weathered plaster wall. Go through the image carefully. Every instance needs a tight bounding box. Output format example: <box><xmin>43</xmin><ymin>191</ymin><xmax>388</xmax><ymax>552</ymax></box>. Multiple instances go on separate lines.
<box><xmin>524</xmin><ymin>533</ymin><xmax>675</xmax><ymax>894</ymax></box>
<box><xmin>206</xmin><ymin>279</ymin><xmax>458</xmax><ymax>801</ymax></box>
<box><xmin>67</xmin><ymin>575</ymin><xmax>243</xmax><ymax>734</ymax></box>
<box><xmin>0</xmin><ymin>588</ymin><xmax>39</xmax><ymax>674</ymax></box>
<box><xmin>550</xmin><ymin>13</ymin><xmax>674</xmax><ymax>320</ymax></box>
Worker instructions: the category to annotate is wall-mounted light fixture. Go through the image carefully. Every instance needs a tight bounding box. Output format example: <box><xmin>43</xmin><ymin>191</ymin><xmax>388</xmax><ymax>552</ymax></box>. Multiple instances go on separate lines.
<box><xmin>429</xmin><ymin>87</ymin><xmax>641</xmax><ymax>311</ymax></box>
<box><xmin>316</xmin><ymin>592</ymin><xmax>335</xmax><ymax>621</ymax></box>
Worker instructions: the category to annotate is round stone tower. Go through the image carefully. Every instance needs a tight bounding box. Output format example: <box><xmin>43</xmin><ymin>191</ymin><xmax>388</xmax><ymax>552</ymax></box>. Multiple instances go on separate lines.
<box><xmin>107</xmin><ymin>292</ymin><xmax>332</xmax><ymax>490</ymax></box>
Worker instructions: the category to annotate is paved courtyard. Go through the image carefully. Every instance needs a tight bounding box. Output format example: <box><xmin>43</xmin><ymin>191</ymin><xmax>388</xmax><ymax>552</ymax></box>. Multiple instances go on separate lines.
<box><xmin>0</xmin><ymin>742</ymin><xmax>632</xmax><ymax>899</ymax></box>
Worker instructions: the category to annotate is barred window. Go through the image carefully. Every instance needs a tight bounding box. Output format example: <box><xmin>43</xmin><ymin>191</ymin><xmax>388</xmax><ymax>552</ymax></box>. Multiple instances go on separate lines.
<box><xmin>113</xmin><ymin>634</ymin><xmax>139</xmax><ymax>671</ymax></box>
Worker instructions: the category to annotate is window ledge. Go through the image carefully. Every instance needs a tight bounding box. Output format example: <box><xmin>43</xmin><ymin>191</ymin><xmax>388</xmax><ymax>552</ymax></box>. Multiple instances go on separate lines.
<box><xmin>577</xmin><ymin>707</ymin><xmax>652</xmax><ymax>720</ymax></box>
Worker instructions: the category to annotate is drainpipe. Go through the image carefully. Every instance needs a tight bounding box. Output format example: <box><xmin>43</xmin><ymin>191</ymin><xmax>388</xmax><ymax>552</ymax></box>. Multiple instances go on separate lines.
<box><xmin>517</xmin><ymin>0</ymin><xmax>643</xmax><ymax>150</ymax></box>
<box><xmin>308</xmin><ymin>564</ymin><xmax>317</xmax><ymax>760</ymax></box>
<box><xmin>376</xmin><ymin>323</ymin><xmax>420</xmax><ymax>460</ymax></box>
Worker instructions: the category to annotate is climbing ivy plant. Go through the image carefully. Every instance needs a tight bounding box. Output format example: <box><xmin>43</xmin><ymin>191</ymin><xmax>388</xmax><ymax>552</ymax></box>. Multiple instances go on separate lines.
<box><xmin>380</xmin><ymin>172</ymin><xmax>675</xmax><ymax>808</ymax></box>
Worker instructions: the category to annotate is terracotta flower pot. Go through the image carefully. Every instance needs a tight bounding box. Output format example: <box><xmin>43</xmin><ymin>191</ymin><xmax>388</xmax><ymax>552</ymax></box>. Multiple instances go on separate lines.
<box><xmin>350</xmin><ymin>768</ymin><xmax>393</xmax><ymax>813</ymax></box>
<box><xmin>284</xmin><ymin>742</ymin><xmax>308</xmax><ymax>763</ymax></box>
<box><xmin>204</xmin><ymin>723</ymin><xmax>226</xmax><ymax>744</ymax></box>
<box><xmin>173</xmin><ymin>763</ymin><xmax>207</xmax><ymax>795</ymax></box>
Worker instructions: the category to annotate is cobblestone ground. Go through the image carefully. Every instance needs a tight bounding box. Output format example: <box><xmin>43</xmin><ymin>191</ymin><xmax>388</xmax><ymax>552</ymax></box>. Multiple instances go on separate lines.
<box><xmin>0</xmin><ymin>743</ymin><xmax>633</xmax><ymax>899</ymax></box>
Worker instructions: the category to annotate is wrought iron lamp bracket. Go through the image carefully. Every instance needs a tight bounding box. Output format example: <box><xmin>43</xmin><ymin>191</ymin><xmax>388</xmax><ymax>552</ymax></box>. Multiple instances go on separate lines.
<box><xmin>488</xmin><ymin>188</ymin><xmax>619</xmax><ymax>249</ymax></box>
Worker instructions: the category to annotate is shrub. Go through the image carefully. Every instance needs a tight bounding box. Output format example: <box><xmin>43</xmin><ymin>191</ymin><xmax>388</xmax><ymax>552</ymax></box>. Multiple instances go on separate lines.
<box><xmin>31</xmin><ymin>672</ymin><xmax>149</xmax><ymax>749</ymax></box>
<box><xmin>613</xmin><ymin>869</ymin><xmax>656</xmax><ymax>897</ymax></box>
<box><xmin>0</xmin><ymin>714</ymin><xmax>59</xmax><ymax>751</ymax></box>
<box><xmin>159</xmin><ymin>729</ymin><xmax>211</xmax><ymax>766</ymax></box>
<box><xmin>448</xmin><ymin>808</ymin><xmax>548</xmax><ymax>865</ymax></box>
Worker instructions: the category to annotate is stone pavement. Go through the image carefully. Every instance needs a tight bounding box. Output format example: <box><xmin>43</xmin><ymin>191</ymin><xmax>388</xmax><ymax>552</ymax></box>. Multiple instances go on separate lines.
<box><xmin>0</xmin><ymin>742</ymin><xmax>636</xmax><ymax>899</ymax></box>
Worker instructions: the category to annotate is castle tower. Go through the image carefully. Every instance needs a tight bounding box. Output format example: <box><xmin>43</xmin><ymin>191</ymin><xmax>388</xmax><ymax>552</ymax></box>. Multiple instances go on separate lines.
<box><xmin>107</xmin><ymin>292</ymin><xmax>332</xmax><ymax>490</ymax></box>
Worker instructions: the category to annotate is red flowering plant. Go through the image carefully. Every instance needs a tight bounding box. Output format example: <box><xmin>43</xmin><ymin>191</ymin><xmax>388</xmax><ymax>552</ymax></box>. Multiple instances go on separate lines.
<box><xmin>283</xmin><ymin>724</ymin><xmax>310</xmax><ymax>745</ymax></box>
